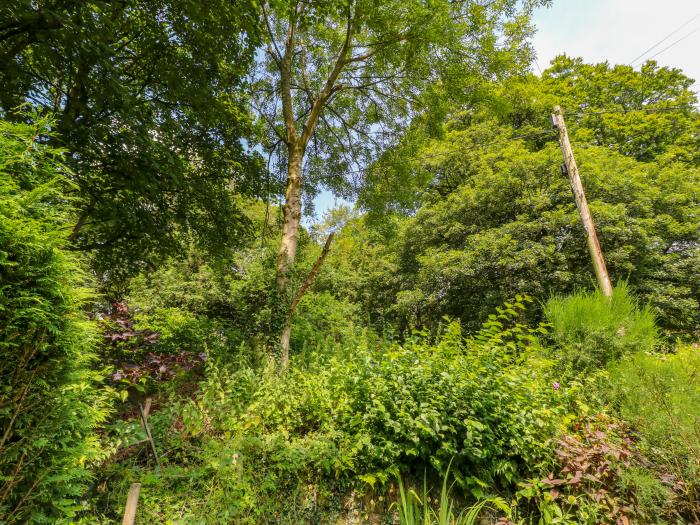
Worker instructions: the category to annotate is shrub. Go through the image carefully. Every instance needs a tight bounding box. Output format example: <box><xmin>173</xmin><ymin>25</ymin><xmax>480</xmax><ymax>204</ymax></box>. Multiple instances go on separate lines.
<box><xmin>234</xmin><ymin>301</ymin><xmax>577</xmax><ymax>499</ymax></box>
<box><xmin>290</xmin><ymin>290</ymin><xmax>361</xmax><ymax>351</ymax></box>
<box><xmin>519</xmin><ymin>414</ymin><xmax>672</xmax><ymax>524</ymax></box>
<box><xmin>335</xmin><ymin>320</ymin><xmax>573</xmax><ymax>497</ymax></box>
<box><xmin>99</xmin><ymin>301</ymin><xmax>208</xmax><ymax>390</ymax></box>
<box><xmin>544</xmin><ymin>283</ymin><xmax>657</xmax><ymax>374</ymax></box>
<box><xmin>608</xmin><ymin>344</ymin><xmax>700</xmax><ymax>520</ymax></box>
<box><xmin>88</xmin><ymin>302</ymin><xmax>579</xmax><ymax>523</ymax></box>
<box><xmin>0</xmin><ymin>117</ymin><xmax>111</xmax><ymax>523</ymax></box>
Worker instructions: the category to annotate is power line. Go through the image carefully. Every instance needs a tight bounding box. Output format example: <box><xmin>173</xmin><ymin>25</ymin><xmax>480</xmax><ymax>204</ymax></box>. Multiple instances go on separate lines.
<box><xmin>641</xmin><ymin>26</ymin><xmax>700</xmax><ymax>63</ymax></box>
<box><xmin>629</xmin><ymin>12</ymin><xmax>700</xmax><ymax>65</ymax></box>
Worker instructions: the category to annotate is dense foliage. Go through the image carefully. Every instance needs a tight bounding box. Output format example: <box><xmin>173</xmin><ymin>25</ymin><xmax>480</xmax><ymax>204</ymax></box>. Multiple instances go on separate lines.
<box><xmin>0</xmin><ymin>0</ymin><xmax>262</xmax><ymax>278</ymax></box>
<box><xmin>545</xmin><ymin>284</ymin><xmax>657</xmax><ymax>373</ymax></box>
<box><xmin>356</xmin><ymin>57</ymin><xmax>700</xmax><ymax>334</ymax></box>
<box><xmin>0</xmin><ymin>3</ymin><xmax>698</xmax><ymax>524</ymax></box>
<box><xmin>87</xmin><ymin>308</ymin><xmax>577</xmax><ymax>523</ymax></box>
<box><xmin>609</xmin><ymin>345</ymin><xmax>700</xmax><ymax>520</ymax></box>
<box><xmin>0</xmin><ymin>117</ymin><xmax>110</xmax><ymax>523</ymax></box>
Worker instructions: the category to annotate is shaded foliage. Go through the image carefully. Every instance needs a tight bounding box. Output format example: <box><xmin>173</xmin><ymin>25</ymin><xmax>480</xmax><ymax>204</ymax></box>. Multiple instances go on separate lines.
<box><xmin>0</xmin><ymin>0</ymin><xmax>262</xmax><ymax>279</ymax></box>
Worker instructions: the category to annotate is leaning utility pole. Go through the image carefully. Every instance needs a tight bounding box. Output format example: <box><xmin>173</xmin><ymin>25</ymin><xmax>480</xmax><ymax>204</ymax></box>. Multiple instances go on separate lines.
<box><xmin>552</xmin><ymin>105</ymin><xmax>613</xmax><ymax>297</ymax></box>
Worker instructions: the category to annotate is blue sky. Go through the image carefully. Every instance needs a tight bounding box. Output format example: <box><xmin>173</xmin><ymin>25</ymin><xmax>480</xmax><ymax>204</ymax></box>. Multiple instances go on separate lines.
<box><xmin>308</xmin><ymin>0</ymin><xmax>700</xmax><ymax>222</ymax></box>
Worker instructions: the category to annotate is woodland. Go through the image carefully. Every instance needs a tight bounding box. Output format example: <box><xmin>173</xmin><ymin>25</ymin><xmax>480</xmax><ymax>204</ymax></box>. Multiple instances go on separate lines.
<box><xmin>0</xmin><ymin>1</ymin><xmax>699</xmax><ymax>524</ymax></box>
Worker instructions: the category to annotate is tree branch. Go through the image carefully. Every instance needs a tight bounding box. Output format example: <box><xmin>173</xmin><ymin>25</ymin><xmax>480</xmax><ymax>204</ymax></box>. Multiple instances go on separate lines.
<box><xmin>280</xmin><ymin>1</ymin><xmax>299</xmax><ymax>143</ymax></box>
<box><xmin>288</xmin><ymin>232</ymin><xmax>335</xmax><ymax>317</ymax></box>
<box><xmin>261</xmin><ymin>2</ymin><xmax>282</xmax><ymax>65</ymax></box>
<box><xmin>300</xmin><ymin>1</ymin><xmax>356</xmax><ymax>148</ymax></box>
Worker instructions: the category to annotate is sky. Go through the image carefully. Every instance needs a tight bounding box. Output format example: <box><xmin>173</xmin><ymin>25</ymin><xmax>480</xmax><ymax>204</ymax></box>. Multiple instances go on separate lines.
<box><xmin>309</xmin><ymin>0</ymin><xmax>700</xmax><ymax>222</ymax></box>
<box><xmin>532</xmin><ymin>0</ymin><xmax>700</xmax><ymax>90</ymax></box>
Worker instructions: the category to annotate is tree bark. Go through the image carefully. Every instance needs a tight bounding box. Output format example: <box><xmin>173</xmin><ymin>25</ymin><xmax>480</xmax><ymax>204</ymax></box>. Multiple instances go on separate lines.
<box><xmin>276</xmin><ymin>142</ymin><xmax>304</xmax><ymax>293</ymax></box>
<box><xmin>271</xmin><ymin>4</ymin><xmax>355</xmax><ymax>365</ymax></box>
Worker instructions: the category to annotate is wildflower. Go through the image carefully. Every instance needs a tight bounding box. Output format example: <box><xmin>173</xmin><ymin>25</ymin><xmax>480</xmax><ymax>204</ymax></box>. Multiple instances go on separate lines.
<box><xmin>553</xmin><ymin>381</ymin><xmax>560</xmax><ymax>391</ymax></box>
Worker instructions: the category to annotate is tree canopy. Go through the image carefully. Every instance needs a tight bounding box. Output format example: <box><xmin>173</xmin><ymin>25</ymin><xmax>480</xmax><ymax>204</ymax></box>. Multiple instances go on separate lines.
<box><xmin>2</xmin><ymin>4</ymin><xmax>700</xmax><ymax>523</ymax></box>
<box><xmin>1</xmin><ymin>0</ymin><xmax>262</xmax><ymax>279</ymax></box>
<box><xmin>255</xmin><ymin>0</ymin><xmax>548</xmax><ymax>359</ymax></box>
<box><xmin>352</xmin><ymin>56</ymin><xmax>700</xmax><ymax>333</ymax></box>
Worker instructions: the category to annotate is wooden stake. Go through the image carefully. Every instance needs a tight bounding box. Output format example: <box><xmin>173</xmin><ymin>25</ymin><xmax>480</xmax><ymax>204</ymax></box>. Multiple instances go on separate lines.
<box><xmin>138</xmin><ymin>402</ymin><xmax>161</xmax><ymax>472</ymax></box>
<box><xmin>552</xmin><ymin>105</ymin><xmax>613</xmax><ymax>297</ymax></box>
<box><xmin>121</xmin><ymin>483</ymin><xmax>141</xmax><ymax>525</ymax></box>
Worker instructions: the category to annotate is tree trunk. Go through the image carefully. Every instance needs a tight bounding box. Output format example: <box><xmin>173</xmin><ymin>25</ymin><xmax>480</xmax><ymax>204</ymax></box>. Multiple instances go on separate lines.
<box><xmin>276</xmin><ymin>143</ymin><xmax>304</xmax><ymax>292</ymax></box>
<box><xmin>279</xmin><ymin>323</ymin><xmax>292</xmax><ymax>368</ymax></box>
<box><xmin>276</xmin><ymin>142</ymin><xmax>303</xmax><ymax>363</ymax></box>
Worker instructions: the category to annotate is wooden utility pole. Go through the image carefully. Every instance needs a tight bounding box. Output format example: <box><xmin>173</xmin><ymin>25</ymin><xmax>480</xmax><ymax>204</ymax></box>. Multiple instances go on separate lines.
<box><xmin>551</xmin><ymin>105</ymin><xmax>613</xmax><ymax>297</ymax></box>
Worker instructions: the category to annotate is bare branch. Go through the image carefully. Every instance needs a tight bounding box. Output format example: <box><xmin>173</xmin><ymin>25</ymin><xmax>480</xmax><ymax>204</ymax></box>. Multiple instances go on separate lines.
<box><xmin>251</xmin><ymin>98</ymin><xmax>287</xmax><ymax>143</ymax></box>
<box><xmin>344</xmin><ymin>47</ymin><xmax>380</xmax><ymax>64</ymax></box>
<box><xmin>300</xmin><ymin>1</ymin><xmax>356</xmax><ymax>147</ymax></box>
<box><xmin>299</xmin><ymin>36</ymin><xmax>315</xmax><ymax>103</ymax></box>
<box><xmin>261</xmin><ymin>3</ymin><xmax>282</xmax><ymax>65</ymax></box>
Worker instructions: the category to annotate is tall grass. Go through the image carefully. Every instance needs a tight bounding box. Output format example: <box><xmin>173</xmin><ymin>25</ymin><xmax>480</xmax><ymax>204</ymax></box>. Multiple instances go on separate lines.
<box><xmin>544</xmin><ymin>283</ymin><xmax>657</xmax><ymax>373</ymax></box>
<box><xmin>609</xmin><ymin>344</ymin><xmax>700</xmax><ymax>518</ymax></box>
<box><xmin>395</xmin><ymin>461</ymin><xmax>510</xmax><ymax>525</ymax></box>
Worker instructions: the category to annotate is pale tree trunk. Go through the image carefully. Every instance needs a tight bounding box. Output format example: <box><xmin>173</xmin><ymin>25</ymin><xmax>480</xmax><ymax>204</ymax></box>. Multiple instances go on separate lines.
<box><xmin>276</xmin><ymin>143</ymin><xmax>304</xmax><ymax>293</ymax></box>
<box><xmin>276</xmin><ymin>142</ymin><xmax>303</xmax><ymax>366</ymax></box>
<box><xmin>270</xmin><ymin>4</ymin><xmax>355</xmax><ymax>366</ymax></box>
<box><xmin>279</xmin><ymin>323</ymin><xmax>293</xmax><ymax>368</ymax></box>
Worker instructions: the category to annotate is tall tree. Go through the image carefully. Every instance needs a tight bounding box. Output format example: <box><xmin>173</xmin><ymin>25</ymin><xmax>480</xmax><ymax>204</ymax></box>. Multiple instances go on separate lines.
<box><xmin>255</xmin><ymin>0</ymin><xmax>545</xmax><ymax>359</ymax></box>
<box><xmin>0</xmin><ymin>0</ymin><xmax>262</xmax><ymax>280</ymax></box>
<box><xmin>354</xmin><ymin>57</ymin><xmax>700</xmax><ymax>334</ymax></box>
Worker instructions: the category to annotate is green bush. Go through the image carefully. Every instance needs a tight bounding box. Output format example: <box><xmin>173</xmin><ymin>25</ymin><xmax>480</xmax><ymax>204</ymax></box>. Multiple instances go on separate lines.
<box><xmin>333</xmin><ymin>320</ymin><xmax>573</xmax><ymax>497</ymax></box>
<box><xmin>545</xmin><ymin>283</ymin><xmax>658</xmax><ymax>374</ymax></box>
<box><xmin>0</xmin><ymin>117</ymin><xmax>111</xmax><ymax>523</ymax></box>
<box><xmin>608</xmin><ymin>344</ymin><xmax>700</xmax><ymax>519</ymax></box>
<box><xmin>290</xmin><ymin>291</ymin><xmax>361</xmax><ymax>351</ymax></box>
<box><xmin>88</xmin><ymin>303</ymin><xmax>579</xmax><ymax>523</ymax></box>
<box><xmin>206</xmin><ymin>310</ymin><xmax>574</xmax><ymax>499</ymax></box>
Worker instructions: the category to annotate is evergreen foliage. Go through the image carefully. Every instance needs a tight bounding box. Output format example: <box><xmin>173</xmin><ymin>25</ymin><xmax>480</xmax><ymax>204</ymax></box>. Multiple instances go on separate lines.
<box><xmin>545</xmin><ymin>284</ymin><xmax>658</xmax><ymax>373</ymax></box>
<box><xmin>0</xmin><ymin>117</ymin><xmax>110</xmax><ymax>523</ymax></box>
